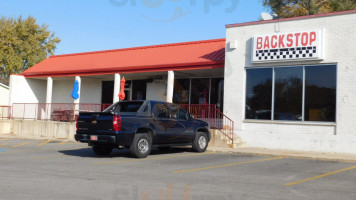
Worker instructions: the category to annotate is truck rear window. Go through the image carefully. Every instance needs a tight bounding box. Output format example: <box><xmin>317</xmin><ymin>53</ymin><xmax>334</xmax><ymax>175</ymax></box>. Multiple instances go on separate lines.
<box><xmin>104</xmin><ymin>102</ymin><xmax>143</xmax><ymax>113</ymax></box>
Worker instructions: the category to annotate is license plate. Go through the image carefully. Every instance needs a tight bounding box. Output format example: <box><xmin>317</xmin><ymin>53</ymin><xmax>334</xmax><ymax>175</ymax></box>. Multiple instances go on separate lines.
<box><xmin>90</xmin><ymin>135</ymin><xmax>98</xmax><ymax>141</ymax></box>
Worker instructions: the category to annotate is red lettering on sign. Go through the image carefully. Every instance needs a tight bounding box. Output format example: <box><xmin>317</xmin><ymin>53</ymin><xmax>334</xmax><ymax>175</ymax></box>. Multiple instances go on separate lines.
<box><xmin>286</xmin><ymin>34</ymin><xmax>293</xmax><ymax>47</ymax></box>
<box><xmin>278</xmin><ymin>35</ymin><xmax>285</xmax><ymax>48</ymax></box>
<box><xmin>271</xmin><ymin>35</ymin><xmax>278</xmax><ymax>48</ymax></box>
<box><xmin>301</xmin><ymin>32</ymin><xmax>308</xmax><ymax>46</ymax></box>
<box><xmin>256</xmin><ymin>37</ymin><xmax>263</xmax><ymax>49</ymax></box>
<box><xmin>264</xmin><ymin>36</ymin><xmax>270</xmax><ymax>49</ymax></box>
<box><xmin>310</xmin><ymin>31</ymin><xmax>316</xmax><ymax>45</ymax></box>
<box><xmin>294</xmin><ymin>33</ymin><xmax>301</xmax><ymax>47</ymax></box>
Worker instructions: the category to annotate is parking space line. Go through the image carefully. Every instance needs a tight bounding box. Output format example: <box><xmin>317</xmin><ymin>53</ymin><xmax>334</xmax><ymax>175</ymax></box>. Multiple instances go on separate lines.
<box><xmin>60</xmin><ymin>141</ymin><xmax>66</xmax><ymax>144</ymax></box>
<box><xmin>12</xmin><ymin>142</ymin><xmax>30</xmax><ymax>148</ymax></box>
<box><xmin>37</xmin><ymin>140</ymin><xmax>50</xmax><ymax>146</ymax></box>
<box><xmin>94</xmin><ymin>152</ymin><xmax>217</xmax><ymax>165</ymax></box>
<box><xmin>285</xmin><ymin>165</ymin><xmax>356</xmax><ymax>186</ymax></box>
<box><xmin>173</xmin><ymin>156</ymin><xmax>285</xmax><ymax>174</ymax></box>
<box><xmin>0</xmin><ymin>138</ymin><xmax>10</xmax><ymax>141</ymax></box>
<box><xmin>0</xmin><ymin>143</ymin><xmax>8</xmax><ymax>146</ymax></box>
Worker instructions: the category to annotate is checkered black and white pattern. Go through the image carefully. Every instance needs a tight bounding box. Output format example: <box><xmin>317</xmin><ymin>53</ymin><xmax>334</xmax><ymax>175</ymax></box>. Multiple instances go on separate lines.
<box><xmin>255</xmin><ymin>46</ymin><xmax>317</xmax><ymax>61</ymax></box>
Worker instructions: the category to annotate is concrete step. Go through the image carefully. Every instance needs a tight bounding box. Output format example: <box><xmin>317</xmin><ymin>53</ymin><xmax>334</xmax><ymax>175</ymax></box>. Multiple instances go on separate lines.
<box><xmin>209</xmin><ymin>129</ymin><xmax>245</xmax><ymax>149</ymax></box>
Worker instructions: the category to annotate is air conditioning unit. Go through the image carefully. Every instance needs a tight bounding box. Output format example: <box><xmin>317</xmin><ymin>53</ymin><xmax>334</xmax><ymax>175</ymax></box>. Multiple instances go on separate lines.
<box><xmin>153</xmin><ymin>75</ymin><xmax>167</xmax><ymax>83</ymax></box>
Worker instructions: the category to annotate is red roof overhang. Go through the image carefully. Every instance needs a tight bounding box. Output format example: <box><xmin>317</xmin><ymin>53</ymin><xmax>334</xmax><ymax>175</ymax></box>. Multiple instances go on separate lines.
<box><xmin>22</xmin><ymin>38</ymin><xmax>226</xmax><ymax>78</ymax></box>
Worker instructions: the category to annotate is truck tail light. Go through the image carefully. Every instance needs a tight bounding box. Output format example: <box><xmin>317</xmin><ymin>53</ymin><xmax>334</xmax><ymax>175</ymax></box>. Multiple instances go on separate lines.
<box><xmin>75</xmin><ymin>116</ymin><xmax>79</xmax><ymax>131</ymax></box>
<box><xmin>113</xmin><ymin>115</ymin><xmax>121</xmax><ymax>132</ymax></box>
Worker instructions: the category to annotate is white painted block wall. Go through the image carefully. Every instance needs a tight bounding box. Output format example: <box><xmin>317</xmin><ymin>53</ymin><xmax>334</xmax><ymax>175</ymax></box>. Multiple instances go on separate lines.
<box><xmin>0</xmin><ymin>84</ymin><xmax>9</xmax><ymax>106</ymax></box>
<box><xmin>225</xmin><ymin>12</ymin><xmax>356</xmax><ymax>154</ymax></box>
<box><xmin>52</xmin><ymin>78</ymin><xmax>102</xmax><ymax>104</ymax></box>
<box><xmin>146</xmin><ymin>81</ymin><xmax>167</xmax><ymax>101</ymax></box>
<box><xmin>9</xmin><ymin>75</ymin><xmax>47</xmax><ymax>105</ymax></box>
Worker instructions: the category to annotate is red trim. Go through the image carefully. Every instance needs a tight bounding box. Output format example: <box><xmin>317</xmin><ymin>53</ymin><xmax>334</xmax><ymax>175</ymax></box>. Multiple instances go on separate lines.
<box><xmin>50</xmin><ymin>38</ymin><xmax>226</xmax><ymax>58</ymax></box>
<box><xmin>23</xmin><ymin>64</ymin><xmax>224</xmax><ymax>78</ymax></box>
<box><xmin>226</xmin><ymin>9</ymin><xmax>356</xmax><ymax>28</ymax></box>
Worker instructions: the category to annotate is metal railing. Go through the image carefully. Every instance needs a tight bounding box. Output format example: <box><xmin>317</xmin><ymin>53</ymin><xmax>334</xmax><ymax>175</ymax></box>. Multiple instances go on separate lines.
<box><xmin>180</xmin><ymin>104</ymin><xmax>234</xmax><ymax>144</ymax></box>
<box><xmin>0</xmin><ymin>106</ymin><xmax>12</xmax><ymax>119</ymax></box>
<box><xmin>180</xmin><ymin>104</ymin><xmax>217</xmax><ymax>119</ymax></box>
<box><xmin>9</xmin><ymin>103</ymin><xmax>234</xmax><ymax>144</ymax></box>
<box><xmin>214</xmin><ymin>109</ymin><xmax>234</xmax><ymax>144</ymax></box>
<box><xmin>12</xmin><ymin>103</ymin><xmax>111</xmax><ymax>122</ymax></box>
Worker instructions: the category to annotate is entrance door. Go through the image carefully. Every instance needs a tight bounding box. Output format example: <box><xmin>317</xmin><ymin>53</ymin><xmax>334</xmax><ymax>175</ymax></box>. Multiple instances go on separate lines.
<box><xmin>102</xmin><ymin>81</ymin><xmax>114</xmax><ymax>104</ymax></box>
<box><xmin>124</xmin><ymin>90</ymin><xmax>131</xmax><ymax>100</ymax></box>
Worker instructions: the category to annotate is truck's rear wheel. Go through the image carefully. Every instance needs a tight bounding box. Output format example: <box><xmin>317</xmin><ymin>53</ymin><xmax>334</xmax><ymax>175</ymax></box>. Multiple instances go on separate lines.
<box><xmin>192</xmin><ymin>132</ymin><xmax>208</xmax><ymax>152</ymax></box>
<box><xmin>130</xmin><ymin>133</ymin><xmax>151</xmax><ymax>158</ymax></box>
<box><xmin>92</xmin><ymin>145</ymin><xmax>113</xmax><ymax>156</ymax></box>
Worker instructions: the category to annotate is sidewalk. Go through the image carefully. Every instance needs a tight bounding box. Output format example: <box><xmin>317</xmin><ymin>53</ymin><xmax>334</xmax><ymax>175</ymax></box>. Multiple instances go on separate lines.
<box><xmin>208</xmin><ymin>147</ymin><xmax>356</xmax><ymax>162</ymax></box>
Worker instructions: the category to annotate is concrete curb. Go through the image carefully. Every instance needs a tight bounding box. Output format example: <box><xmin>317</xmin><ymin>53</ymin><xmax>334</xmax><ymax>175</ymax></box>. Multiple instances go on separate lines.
<box><xmin>0</xmin><ymin>133</ymin><xmax>75</xmax><ymax>143</ymax></box>
<box><xmin>207</xmin><ymin>147</ymin><xmax>356</xmax><ymax>163</ymax></box>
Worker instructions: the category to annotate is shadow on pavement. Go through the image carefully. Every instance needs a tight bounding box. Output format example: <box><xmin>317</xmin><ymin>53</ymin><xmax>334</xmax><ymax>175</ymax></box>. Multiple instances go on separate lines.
<box><xmin>58</xmin><ymin>147</ymin><xmax>192</xmax><ymax>158</ymax></box>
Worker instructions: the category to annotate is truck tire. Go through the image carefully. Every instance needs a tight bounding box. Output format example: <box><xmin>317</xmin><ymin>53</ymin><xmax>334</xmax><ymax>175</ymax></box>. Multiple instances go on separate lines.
<box><xmin>92</xmin><ymin>145</ymin><xmax>113</xmax><ymax>156</ymax></box>
<box><xmin>130</xmin><ymin>133</ymin><xmax>151</xmax><ymax>158</ymax></box>
<box><xmin>192</xmin><ymin>132</ymin><xmax>208</xmax><ymax>152</ymax></box>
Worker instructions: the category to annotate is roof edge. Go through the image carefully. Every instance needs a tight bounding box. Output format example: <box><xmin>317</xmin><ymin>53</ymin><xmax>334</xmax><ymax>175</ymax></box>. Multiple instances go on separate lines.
<box><xmin>226</xmin><ymin>9</ymin><xmax>356</xmax><ymax>28</ymax></box>
<box><xmin>0</xmin><ymin>83</ymin><xmax>9</xmax><ymax>89</ymax></box>
<box><xmin>23</xmin><ymin>63</ymin><xmax>224</xmax><ymax>78</ymax></box>
<box><xmin>50</xmin><ymin>38</ymin><xmax>226</xmax><ymax>58</ymax></box>
<box><xmin>22</xmin><ymin>60</ymin><xmax>224</xmax><ymax>77</ymax></box>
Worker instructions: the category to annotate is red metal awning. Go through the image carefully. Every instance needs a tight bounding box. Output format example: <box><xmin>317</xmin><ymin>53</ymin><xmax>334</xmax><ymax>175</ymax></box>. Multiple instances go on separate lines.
<box><xmin>22</xmin><ymin>38</ymin><xmax>226</xmax><ymax>78</ymax></box>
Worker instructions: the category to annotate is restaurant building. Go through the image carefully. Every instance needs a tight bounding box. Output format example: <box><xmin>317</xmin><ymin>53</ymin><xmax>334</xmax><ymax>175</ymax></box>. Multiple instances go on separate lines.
<box><xmin>224</xmin><ymin>10</ymin><xmax>356</xmax><ymax>153</ymax></box>
<box><xmin>8</xmin><ymin>10</ymin><xmax>356</xmax><ymax>153</ymax></box>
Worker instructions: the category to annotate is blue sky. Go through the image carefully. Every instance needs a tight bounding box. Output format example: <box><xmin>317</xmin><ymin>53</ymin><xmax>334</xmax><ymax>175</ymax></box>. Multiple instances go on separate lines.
<box><xmin>1</xmin><ymin>0</ymin><xmax>268</xmax><ymax>55</ymax></box>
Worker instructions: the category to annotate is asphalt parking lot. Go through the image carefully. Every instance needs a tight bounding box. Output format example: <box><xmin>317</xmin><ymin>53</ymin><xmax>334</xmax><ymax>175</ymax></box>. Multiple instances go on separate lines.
<box><xmin>1</xmin><ymin>137</ymin><xmax>356</xmax><ymax>200</ymax></box>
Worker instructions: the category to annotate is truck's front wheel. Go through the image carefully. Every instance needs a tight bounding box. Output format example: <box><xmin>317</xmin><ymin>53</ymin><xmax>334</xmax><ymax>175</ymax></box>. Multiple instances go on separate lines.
<box><xmin>130</xmin><ymin>133</ymin><xmax>151</xmax><ymax>158</ymax></box>
<box><xmin>192</xmin><ymin>132</ymin><xmax>208</xmax><ymax>152</ymax></box>
<box><xmin>92</xmin><ymin>145</ymin><xmax>113</xmax><ymax>156</ymax></box>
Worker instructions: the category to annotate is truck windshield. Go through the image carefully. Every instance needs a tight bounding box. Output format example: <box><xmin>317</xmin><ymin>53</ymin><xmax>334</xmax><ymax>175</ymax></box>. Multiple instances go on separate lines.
<box><xmin>103</xmin><ymin>102</ymin><xmax>143</xmax><ymax>113</ymax></box>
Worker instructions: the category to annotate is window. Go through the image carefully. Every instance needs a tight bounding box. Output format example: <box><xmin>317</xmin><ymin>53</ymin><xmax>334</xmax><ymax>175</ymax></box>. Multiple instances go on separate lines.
<box><xmin>305</xmin><ymin>65</ymin><xmax>336</xmax><ymax>122</ymax></box>
<box><xmin>245</xmin><ymin>65</ymin><xmax>336</xmax><ymax>122</ymax></box>
<box><xmin>245</xmin><ymin>68</ymin><xmax>273</xmax><ymax>120</ymax></box>
<box><xmin>274</xmin><ymin>67</ymin><xmax>303</xmax><ymax>121</ymax></box>
<box><xmin>152</xmin><ymin>103</ymin><xmax>169</xmax><ymax>119</ymax></box>
<box><xmin>114</xmin><ymin>102</ymin><xmax>143</xmax><ymax>113</ymax></box>
<box><xmin>168</xmin><ymin>104</ymin><xmax>188</xmax><ymax>120</ymax></box>
<box><xmin>191</xmin><ymin>78</ymin><xmax>210</xmax><ymax>104</ymax></box>
<box><xmin>173</xmin><ymin>78</ymin><xmax>224</xmax><ymax>106</ymax></box>
<box><xmin>210</xmin><ymin>78</ymin><xmax>224</xmax><ymax>111</ymax></box>
<box><xmin>173</xmin><ymin>79</ymin><xmax>190</xmax><ymax>104</ymax></box>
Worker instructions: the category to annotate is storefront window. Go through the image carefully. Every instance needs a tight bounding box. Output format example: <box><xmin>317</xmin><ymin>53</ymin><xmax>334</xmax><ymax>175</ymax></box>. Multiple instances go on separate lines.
<box><xmin>191</xmin><ymin>79</ymin><xmax>210</xmax><ymax>104</ymax></box>
<box><xmin>210</xmin><ymin>78</ymin><xmax>224</xmax><ymax>111</ymax></box>
<box><xmin>274</xmin><ymin>67</ymin><xmax>303</xmax><ymax>121</ymax></box>
<box><xmin>173</xmin><ymin>79</ymin><xmax>190</xmax><ymax>104</ymax></box>
<box><xmin>173</xmin><ymin>78</ymin><xmax>224</xmax><ymax>106</ymax></box>
<box><xmin>245</xmin><ymin>65</ymin><xmax>336</xmax><ymax>122</ymax></box>
<box><xmin>305</xmin><ymin>65</ymin><xmax>336</xmax><ymax>122</ymax></box>
<box><xmin>245</xmin><ymin>68</ymin><xmax>273</xmax><ymax>120</ymax></box>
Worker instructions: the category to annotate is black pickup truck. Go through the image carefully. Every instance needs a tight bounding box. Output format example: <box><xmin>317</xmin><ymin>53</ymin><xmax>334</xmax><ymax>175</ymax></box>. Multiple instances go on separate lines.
<box><xmin>75</xmin><ymin>100</ymin><xmax>210</xmax><ymax>158</ymax></box>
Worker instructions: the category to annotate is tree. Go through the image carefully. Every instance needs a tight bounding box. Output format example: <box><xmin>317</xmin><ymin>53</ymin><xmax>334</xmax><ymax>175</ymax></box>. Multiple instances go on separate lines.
<box><xmin>262</xmin><ymin>0</ymin><xmax>356</xmax><ymax>18</ymax></box>
<box><xmin>0</xmin><ymin>16</ymin><xmax>60</xmax><ymax>85</ymax></box>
